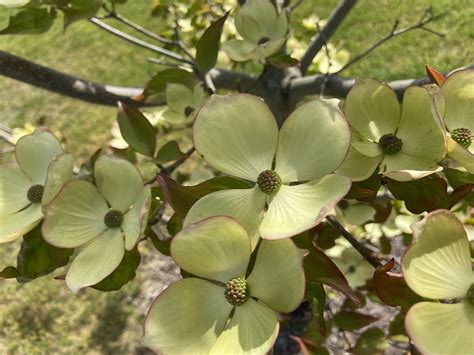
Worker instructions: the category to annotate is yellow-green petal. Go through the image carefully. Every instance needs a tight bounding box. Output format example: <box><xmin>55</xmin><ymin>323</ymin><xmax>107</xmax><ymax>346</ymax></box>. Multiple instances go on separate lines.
<box><xmin>246</xmin><ymin>239</ymin><xmax>305</xmax><ymax>312</ymax></box>
<box><xmin>184</xmin><ymin>187</ymin><xmax>267</xmax><ymax>250</ymax></box>
<box><xmin>15</xmin><ymin>131</ymin><xmax>63</xmax><ymax>183</ymax></box>
<box><xmin>397</xmin><ymin>86</ymin><xmax>446</xmax><ymax>161</ymax></box>
<box><xmin>42</xmin><ymin>153</ymin><xmax>74</xmax><ymax>206</ymax></box>
<box><xmin>172</xmin><ymin>216</ymin><xmax>251</xmax><ymax>283</ymax></box>
<box><xmin>0</xmin><ymin>204</ymin><xmax>43</xmax><ymax>243</ymax></box>
<box><xmin>351</xmin><ymin>129</ymin><xmax>381</xmax><ymax>157</ymax></box>
<box><xmin>248</xmin><ymin>37</ymin><xmax>287</xmax><ymax>61</ymax></box>
<box><xmin>402</xmin><ymin>210</ymin><xmax>472</xmax><ymax>299</ymax></box>
<box><xmin>42</xmin><ymin>180</ymin><xmax>108</xmax><ymax>248</ymax></box>
<box><xmin>162</xmin><ymin>109</ymin><xmax>186</xmax><ymax>125</ymax></box>
<box><xmin>122</xmin><ymin>185</ymin><xmax>151</xmax><ymax>251</ymax></box>
<box><xmin>94</xmin><ymin>156</ymin><xmax>143</xmax><ymax>212</ymax></box>
<box><xmin>406</xmin><ymin>302</ymin><xmax>474</xmax><ymax>355</ymax></box>
<box><xmin>344</xmin><ymin>78</ymin><xmax>400</xmax><ymax>142</ymax></box>
<box><xmin>447</xmin><ymin>135</ymin><xmax>474</xmax><ymax>173</ymax></box>
<box><xmin>260</xmin><ymin>174</ymin><xmax>351</xmax><ymax>239</ymax></box>
<box><xmin>222</xmin><ymin>39</ymin><xmax>258</xmax><ymax>62</ymax></box>
<box><xmin>0</xmin><ymin>166</ymin><xmax>31</xmax><ymax>214</ymax></box>
<box><xmin>336</xmin><ymin>147</ymin><xmax>382</xmax><ymax>182</ymax></box>
<box><xmin>275</xmin><ymin>98</ymin><xmax>350</xmax><ymax>182</ymax></box>
<box><xmin>144</xmin><ymin>278</ymin><xmax>232</xmax><ymax>355</ymax></box>
<box><xmin>442</xmin><ymin>69</ymin><xmax>474</xmax><ymax>133</ymax></box>
<box><xmin>381</xmin><ymin>153</ymin><xmax>442</xmax><ymax>181</ymax></box>
<box><xmin>193</xmin><ymin>94</ymin><xmax>278</xmax><ymax>181</ymax></box>
<box><xmin>65</xmin><ymin>228</ymin><xmax>125</xmax><ymax>293</ymax></box>
<box><xmin>210</xmin><ymin>298</ymin><xmax>279</xmax><ymax>355</ymax></box>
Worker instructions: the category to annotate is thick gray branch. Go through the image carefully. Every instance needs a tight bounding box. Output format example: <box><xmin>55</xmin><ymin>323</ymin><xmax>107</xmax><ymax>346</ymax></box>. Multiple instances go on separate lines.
<box><xmin>299</xmin><ymin>0</ymin><xmax>357</xmax><ymax>74</ymax></box>
<box><xmin>0</xmin><ymin>51</ymin><xmax>255</xmax><ymax>107</ymax></box>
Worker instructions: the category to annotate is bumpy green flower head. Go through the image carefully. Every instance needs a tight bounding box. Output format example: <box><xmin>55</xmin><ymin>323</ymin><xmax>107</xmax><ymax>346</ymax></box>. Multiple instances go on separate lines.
<box><xmin>222</xmin><ymin>0</ymin><xmax>288</xmax><ymax>61</ymax></box>
<box><xmin>336</xmin><ymin>78</ymin><xmax>447</xmax><ymax>182</ymax></box>
<box><xmin>184</xmin><ymin>93</ymin><xmax>351</xmax><ymax>249</ymax></box>
<box><xmin>436</xmin><ymin>70</ymin><xmax>474</xmax><ymax>173</ymax></box>
<box><xmin>43</xmin><ymin>156</ymin><xmax>151</xmax><ymax>293</ymax></box>
<box><xmin>144</xmin><ymin>216</ymin><xmax>305</xmax><ymax>354</ymax></box>
<box><xmin>162</xmin><ymin>83</ymin><xmax>207</xmax><ymax>124</ymax></box>
<box><xmin>402</xmin><ymin>210</ymin><xmax>474</xmax><ymax>355</ymax></box>
<box><xmin>0</xmin><ymin>131</ymin><xmax>73</xmax><ymax>243</ymax></box>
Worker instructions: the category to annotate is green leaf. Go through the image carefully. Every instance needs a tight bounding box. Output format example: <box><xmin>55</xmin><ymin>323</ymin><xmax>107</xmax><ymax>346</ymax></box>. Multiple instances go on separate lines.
<box><xmin>16</xmin><ymin>223</ymin><xmax>73</xmax><ymax>282</ymax></box>
<box><xmin>57</xmin><ymin>0</ymin><xmax>101</xmax><ymax>28</ymax></box>
<box><xmin>167</xmin><ymin>213</ymin><xmax>183</xmax><ymax>236</ymax></box>
<box><xmin>373</xmin><ymin>259</ymin><xmax>422</xmax><ymax>313</ymax></box>
<box><xmin>333</xmin><ymin>310</ymin><xmax>377</xmax><ymax>331</ymax></box>
<box><xmin>311</xmin><ymin>223</ymin><xmax>340</xmax><ymax>250</ymax></box>
<box><xmin>387</xmin><ymin>177</ymin><xmax>473</xmax><ymax>214</ymax></box>
<box><xmin>146</xmin><ymin>227</ymin><xmax>171</xmax><ymax>256</ymax></box>
<box><xmin>140</xmin><ymin>68</ymin><xmax>196</xmax><ymax>104</ymax></box>
<box><xmin>306</xmin><ymin>281</ymin><xmax>326</xmax><ymax>335</ymax></box>
<box><xmin>0</xmin><ymin>7</ymin><xmax>56</xmax><ymax>35</ymax></box>
<box><xmin>0</xmin><ymin>266</ymin><xmax>20</xmax><ymax>279</ymax></box>
<box><xmin>196</xmin><ymin>12</ymin><xmax>228</xmax><ymax>74</ymax></box>
<box><xmin>157</xmin><ymin>174</ymin><xmax>252</xmax><ymax>219</ymax></box>
<box><xmin>268</xmin><ymin>53</ymin><xmax>299</xmax><ymax>69</ymax></box>
<box><xmin>92</xmin><ymin>247</ymin><xmax>140</xmax><ymax>292</ymax></box>
<box><xmin>350</xmin><ymin>328</ymin><xmax>388</xmax><ymax>355</ymax></box>
<box><xmin>117</xmin><ymin>102</ymin><xmax>157</xmax><ymax>157</ymax></box>
<box><xmin>155</xmin><ymin>141</ymin><xmax>184</xmax><ymax>164</ymax></box>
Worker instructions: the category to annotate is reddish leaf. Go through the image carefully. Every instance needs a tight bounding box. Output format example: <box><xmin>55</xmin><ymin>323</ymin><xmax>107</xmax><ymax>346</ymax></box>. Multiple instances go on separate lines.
<box><xmin>290</xmin><ymin>336</ymin><xmax>329</xmax><ymax>355</ymax></box>
<box><xmin>425</xmin><ymin>65</ymin><xmax>446</xmax><ymax>85</ymax></box>
<box><xmin>387</xmin><ymin>177</ymin><xmax>473</xmax><ymax>214</ymax></box>
<box><xmin>304</xmin><ymin>246</ymin><xmax>361</xmax><ymax>306</ymax></box>
<box><xmin>373</xmin><ymin>259</ymin><xmax>422</xmax><ymax>313</ymax></box>
<box><xmin>345</xmin><ymin>172</ymin><xmax>382</xmax><ymax>202</ymax></box>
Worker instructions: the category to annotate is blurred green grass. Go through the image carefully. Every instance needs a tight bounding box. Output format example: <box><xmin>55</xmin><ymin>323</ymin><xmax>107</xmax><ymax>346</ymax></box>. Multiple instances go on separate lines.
<box><xmin>0</xmin><ymin>0</ymin><xmax>472</xmax><ymax>353</ymax></box>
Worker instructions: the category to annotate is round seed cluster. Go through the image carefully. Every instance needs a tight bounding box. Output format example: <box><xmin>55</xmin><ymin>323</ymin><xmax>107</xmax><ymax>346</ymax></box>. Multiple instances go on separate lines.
<box><xmin>104</xmin><ymin>209</ymin><xmax>124</xmax><ymax>228</ymax></box>
<box><xmin>257</xmin><ymin>170</ymin><xmax>282</xmax><ymax>194</ymax></box>
<box><xmin>27</xmin><ymin>184</ymin><xmax>45</xmax><ymax>204</ymax></box>
<box><xmin>378</xmin><ymin>133</ymin><xmax>403</xmax><ymax>154</ymax></box>
<box><xmin>184</xmin><ymin>106</ymin><xmax>195</xmax><ymax>117</ymax></box>
<box><xmin>224</xmin><ymin>277</ymin><xmax>248</xmax><ymax>306</ymax></box>
<box><xmin>451</xmin><ymin>128</ymin><xmax>472</xmax><ymax>148</ymax></box>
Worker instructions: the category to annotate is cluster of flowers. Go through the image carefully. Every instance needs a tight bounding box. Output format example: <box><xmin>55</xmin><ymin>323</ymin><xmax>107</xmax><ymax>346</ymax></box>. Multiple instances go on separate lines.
<box><xmin>1</xmin><ymin>64</ymin><xmax>473</xmax><ymax>353</ymax></box>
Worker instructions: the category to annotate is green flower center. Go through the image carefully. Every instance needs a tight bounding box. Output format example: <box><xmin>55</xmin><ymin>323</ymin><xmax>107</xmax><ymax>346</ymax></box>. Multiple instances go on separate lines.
<box><xmin>27</xmin><ymin>184</ymin><xmax>45</xmax><ymax>204</ymax></box>
<box><xmin>467</xmin><ymin>284</ymin><xmax>474</xmax><ymax>305</ymax></box>
<box><xmin>257</xmin><ymin>37</ymin><xmax>270</xmax><ymax>45</ymax></box>
<box><xmin>378</xmin><ymin>133</ymin><xmax>402</xmax><ymax>154</ymax></box>
<box><xmin>224</xmin><ymin>277</ymin><xmax>248</xmax><ymax>306</ymax></box>
<box><xmin>257</xmin><ymin>170</ymin><xmax>282</xmax><ymax>194</ymax></box>
<box><xmin>104</xmin><ymin>209</ymin><xmax>124</xmax><ymax>228</ymax></box>
<box><xmin>184</xmin><ymin>106</ymin><xmax>195</xmax><ymax>117</ymax></box>
<box><xmin>451</xmin><ymin>128</ymin><xmax>472</xmax><ymax>148</ymax></box>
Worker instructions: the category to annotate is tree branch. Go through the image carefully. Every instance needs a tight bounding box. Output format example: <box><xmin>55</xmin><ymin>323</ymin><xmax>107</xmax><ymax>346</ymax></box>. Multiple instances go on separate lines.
<box><xmin>326</xmin><ymin>215</ymin><xmax>382</xmax><ymax>268</ymax></box>
<box><xmin>89</xmin><ymin>17</ymin><xmax>194</xmax><ymax>66</ymax></box>
<box><xmin>0</xmin><ymin>50</ymin><xmax>150</xmax><ymax>107</ymax></box>
<box><xmin>299</xmin><ymin>0</ymin><xmax>357</xmax><ymax>74</ymax></box>
<box><xmin>334</xmin><ymin>6</ymin><xmax>444</xmax><ymax>74</ymax></box>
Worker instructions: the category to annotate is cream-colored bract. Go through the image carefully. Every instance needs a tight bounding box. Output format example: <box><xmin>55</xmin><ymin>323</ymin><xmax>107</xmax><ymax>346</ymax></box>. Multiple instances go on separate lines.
<box><xmin>338</xmin><ymin>79</ymin><xmax>446</xmax><ymax>181</ymax></box>
<box><xmin>190</xmin><ymin>93</ymin><xmax>351</xmax><ymax>243</ymax></box>
<box><xmin>42</xmin><ymin>156</ymin><xmax>151</xmax><ymax>292</ymax></box>
<box><xmin>144</xmin><ymin>216</ymin><xmax>305</xmax><ymax>354</ymax></box>
<box><xmin>402</xmin><ymin>210</ymin><xmax>474</xmax><ymax>355</ymax></box>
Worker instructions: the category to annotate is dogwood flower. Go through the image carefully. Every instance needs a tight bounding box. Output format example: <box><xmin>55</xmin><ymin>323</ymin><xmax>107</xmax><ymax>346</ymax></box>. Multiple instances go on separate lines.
<box><xmin>336</xmin><ymin>79</ymin><xmax>446</xmax><ymax>181</ymax></box>
<box><xmin>184</xmin><ymin>94</ymin><xmax>351</xmax><ymax>248</ymax></box>
<box><xmin>435</xmin><ymin>69</ymin><xmax>474</xmax><ymax>173</ymax></box>
<box><xmin>162</xmin><ymin>83</ymin><xmax>207</xmax><ymax>124</ymax></box>
<box><xmin>0</xmin><ymin>131</ymin><xmax>73</xmax><ymax>243</ymax></box>
<box><xmin>144</xmin><ymin>216</ymin><xmax>305</xmax><ymax>354</ymax></box>
<box><xmin>222</xmin><ymin>0</ymin><xmax>287</xmax><ymax>61</ymax></box>
<box><xmin>42</xmin><ymin>156</ymin><xmax>151</xmax><ymax>293</ymax></box>
<box><xmin>402</xmin><ymin>210</ymin><xmax>474</xmax><ymax>355</ymax></box>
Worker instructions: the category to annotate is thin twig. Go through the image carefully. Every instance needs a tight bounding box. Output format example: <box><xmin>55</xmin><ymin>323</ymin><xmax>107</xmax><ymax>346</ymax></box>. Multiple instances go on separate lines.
<box><xmin>89</xmin><ymin>17</ymin><xmax>194</xmax><ymax>66</ymax></box>
<box><xmin>326</xmin><ymin>215</ymin><xmax>382</xmax><ymax>268</ymax></box>
<box><xmin>147</xmin><ymin>57</ymin><xmax>191</xmax><ymax>68</ymax></box>
<box><xmin>333</xmin><ymin>6</ymin><xmax>445</xmax><ymax>74</ymax></box>
<box><xmin>299</xmin><ymin>0</ymin><xmax>357</xmax><ymax>74</ymax></box>
<box><xmin>161</xmin><ymin>146</ymin><xmax>196</xmax><ymax>175</ymax></box>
